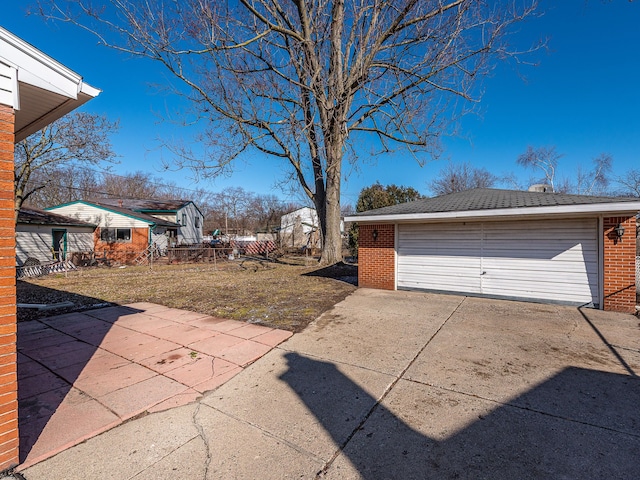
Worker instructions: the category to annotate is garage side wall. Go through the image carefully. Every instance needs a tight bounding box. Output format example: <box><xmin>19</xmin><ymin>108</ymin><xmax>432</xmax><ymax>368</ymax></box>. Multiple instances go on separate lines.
<box><xmin>358</xmin><ymin>224</ymin><xmax>395</xmax><ymax>290</ymax></box>
<box><xmin>0</xmin><ymin>105</ymin><xmax>18</xmax><ymax>470</ymax></box>
<box><xmin>603</xmin><ymin>216</ymin><xmax>636</xmax><ymax>313</ymax></box>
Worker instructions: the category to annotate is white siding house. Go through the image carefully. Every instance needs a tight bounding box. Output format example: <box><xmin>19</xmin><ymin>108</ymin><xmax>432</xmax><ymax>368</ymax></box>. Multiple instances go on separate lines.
<box><xmin>16</xmin><ymin>207</ymin><xmax>95</xmax><ymax>266</ymax></box>
<box><xmin>279</xmin><ymin>207</ymin><xmax>344</xmax><ymax>248</ymax></box>
<box><xmin>280</xmin><ymin>207</ymin><xmax>319</xmax><ymax>248</ymax></box>
<box><xmin>47</xmin><ymin>200</ymin><xmax>180</xmax><ymax>263</ymax></box>
<box><xmin>97</xmin><ymin>199</ymin><xmax>204</xmax><ymax>245</ymax></box>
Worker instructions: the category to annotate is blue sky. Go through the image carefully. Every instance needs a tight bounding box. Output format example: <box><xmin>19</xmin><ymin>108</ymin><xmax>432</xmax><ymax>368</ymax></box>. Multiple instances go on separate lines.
<box><xmin>2</xmin><ymin>1</ymin><xmax>639</xmax><ymax>206</ymax></box>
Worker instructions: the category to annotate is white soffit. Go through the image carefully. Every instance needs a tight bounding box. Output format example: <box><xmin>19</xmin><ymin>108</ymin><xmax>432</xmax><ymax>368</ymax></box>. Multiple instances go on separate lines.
<box><xmin>346</xmin><ymin>202</ymin><xmax>640</xmax><ymax>223</ymax></box>
<box><xmin>0</xmin><ymin>26</ymin><xmax>100</xmax><ymax>142</ymax></box>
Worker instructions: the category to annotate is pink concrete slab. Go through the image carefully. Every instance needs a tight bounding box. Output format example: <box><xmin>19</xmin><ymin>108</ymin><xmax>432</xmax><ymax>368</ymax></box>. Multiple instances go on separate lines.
<box><xmin>145</xmin><ymin>308</ymin><xmax>207</xmax><ymax>322</ymax></box>
<box><xmin>189</xmin><ymin>333</ymin><xmax>245</xmax><ymax>356</ymax></box>
<box><xmin>18</xmin><ymin>371</ymin><xmax>69</xmax><ymax>400</ymax></box>
<box><xmin>100</xmin><ymin>330</ymin><xmax>157</xmax><ymax>350</ymax></box>
<box><xmin>20</xmin><ymin>340</ymin><xmax>94</xmax><ymax>365</ymax></box>
<box><xmin>17</xmin><ymin>354</ymin><xmax>50</xmax><ymax>380</ymax></box>
<box><xmin>99</xmin><ymin>324</ymin><xmax>142</xmax><ymax>345</ymax></box>
<box><xmin>55</xmin><ymin>351</ymin><xmax>130</xmax><ymax>384</ymax></box>
<box><xmin>53</xmin><ymin>319</ymin><xmax>113</xmax><ymax>339</ymax></box>
<box><xmin>163</xmin><ymin>355</ymin><xmax>237</xmax><ymax>388</ymax></box>
<box><xmin>139</xmin><ymin>347</ymin><xmax>205</xmax><ymax>374</ymax></box>
<box><xmin>40</xmin><ymin>312</ymin><xmax>94</xmax><ymax>326</ymax></box>
<box><xmin>108</xmin><ymin>337</ymin><xmax>182</xmax><ymax>363</ymax></box>
<box><xmin>186</xmin><ymin>316</ymin><xmax>230</xmax><ymax>329</ymax></box>
<box><xmin>124</xmin><ymin>302</ymin><xmax>170</xmax><ymax>313</ymax></box>
<box><xmin>32</xmin><ymin>344</ymin><xmax>101</xmax><ymax>372</ymax></box>
<box><xmin>192</xmin><ymin>366</ymin><xmax>243</xmax><ymax>394</ymax></box>
<box><xmin>147</xmin><ymin>388</ymin><xmax>201</xmax><ymax>413</ymax></box>
<box><xmin>225</xmin><ymin>323</ymin><xmax>273</xmax><ymax>339</ymax></box>
<box><xmin>19</xmin><ymin>387</ymin><xmax>91</xmax><ymax>427</ymax></box>
<box><xmin>204</xmin><ymin>319</ymin><xmax>247</xmax><ymax>333</ymax></box>
<box><xmin>218</xmin><ymin>340</ymin><xmax>273</xmax><ymax>367</ymax></box>
<box><xmin>15</xmin><ymin>302</ymin><xmax>284</xmax><ymax>469</ymax></box>
<box><xmin>97</xmin><ymin>375</ymin><xmax>187</xmax><ymax>419</ymax></box>
<box><xmin>130</xmin><ymin>317</ymin><xmax>184</xmax><ymax>340</ymax></box>
<box><xmin>149</xmin><ymin>323</ymin><xmax>218</xmax><ymax>345</ymax></box>
<box><xmin>20</xmin><ymin>396</ymin><xmax>121</xmax><ymax>469</ymax></box>
<box><xmin>84</xmin><ymin>305</ymin><xmax>140</xmax><ymax>323</ymax></box>
<box><xmin>69</xmin><ymin>363</ymin><xmax>158</xmax><ymax>398</ymax></box>
<box><xmin>17</xmin><ymin>331</ymin><xmax>77</xmax><ymax>352</ymax></box>
<box><xmin>252</xmin><ymin>329</ymin><xmax>294</xmax><ymax>347</ymax></box>
<box><xmin>112</xmin><ymin>314</ymin><xmax>176</xmax><ymax>332</ymax></box>
<box><xmin>68</xmin><ymin>327</ymin><xmax>114</xmax><ymax>347</ymax></box>
<box><xmin>17</xmin><ymin>320</ymin><xmax>49</xmax><ymax>335</ymax></box>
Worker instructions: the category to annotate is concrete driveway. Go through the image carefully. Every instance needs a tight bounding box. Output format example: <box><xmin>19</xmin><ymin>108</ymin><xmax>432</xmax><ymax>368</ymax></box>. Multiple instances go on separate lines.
<box><xmin>20</xmin><ymin>289</ymin><xmax>640</xmax><ymax>479</ymax></box>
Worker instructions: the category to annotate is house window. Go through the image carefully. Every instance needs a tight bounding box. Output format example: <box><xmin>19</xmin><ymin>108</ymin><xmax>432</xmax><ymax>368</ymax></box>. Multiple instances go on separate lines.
<box><xmin>100</xmin><ymin>227</ymin><xmax>132</xmax><ymax>243</ymax></box>
<box><xmin>195</xmin><ymin>216</ymin><xmax>200</xmax><ymax>228</ymax></box>
<box><xmin>182</xmin><ymin>213</ymin><xmax>187</xmax><ymax>226</ymax></box>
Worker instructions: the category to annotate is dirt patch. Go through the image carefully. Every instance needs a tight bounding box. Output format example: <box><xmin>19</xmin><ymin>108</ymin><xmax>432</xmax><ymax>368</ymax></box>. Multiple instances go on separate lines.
<box><xmin>17</xmin><ymin>259</ymin><xmax>358</xmax><ymax>332</ymax></box>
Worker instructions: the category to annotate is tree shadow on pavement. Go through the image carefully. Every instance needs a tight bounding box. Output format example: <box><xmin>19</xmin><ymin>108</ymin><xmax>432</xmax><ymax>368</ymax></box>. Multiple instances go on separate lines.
<box><xmin>280</xmin><ymin>352</ymin><xmax>640</xmax><ymax>479</ymax></box>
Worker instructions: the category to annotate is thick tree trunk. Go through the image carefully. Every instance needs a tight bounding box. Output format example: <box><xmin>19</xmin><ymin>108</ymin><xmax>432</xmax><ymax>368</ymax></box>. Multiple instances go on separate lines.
<box><xmin>318</xmin><ymin>141</ymin><xmax>343</xmax><ymax>266</ymax></box>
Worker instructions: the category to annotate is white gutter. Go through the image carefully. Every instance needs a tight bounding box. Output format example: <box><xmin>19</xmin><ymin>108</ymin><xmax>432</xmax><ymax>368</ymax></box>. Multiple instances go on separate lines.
<box><xmin>0</xmin><ymin>26</ymin><xmax>89</xmax><ymax>99</ymax></box>
<box><xmin>345</xmin><ymin>201</ymin><xmax>640</xmax><ymax>223</ymax></box>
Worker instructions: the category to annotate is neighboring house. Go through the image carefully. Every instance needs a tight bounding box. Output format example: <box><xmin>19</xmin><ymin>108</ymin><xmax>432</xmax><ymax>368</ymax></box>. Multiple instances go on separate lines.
<box><xmin>0</xmin><ymin>26</ymin><xmax>99</xmax><ymax>469</ymax></box>
<box><xmin>16</xmin><ymin>207</ymin><xmax>95</xmax><ymax>266</ymax></box>
<box><xmin>280</xmin><ymin>207</ymin><xmax>319</xmax><ymax>248</ymax></box>
<box><xmin>346</xmin><ymin>188</ymin><xmax>640</xmax><ymax>313</ymax></box>
<box><xmin>46</xmin><ymin>200</ymin><xmax>180</xmax><ymax>264</ymax></box>
<box><xmin>97</xmin><ymin>199</ymin><xmax>204</xmax><ymax>245</ymax></box>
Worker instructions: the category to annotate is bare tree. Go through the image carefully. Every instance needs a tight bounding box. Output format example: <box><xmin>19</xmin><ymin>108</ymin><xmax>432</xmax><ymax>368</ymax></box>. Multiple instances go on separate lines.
<box><xmin>516</xmin><ymin>146</ymin><xmax>613</xmax><ymax>195</ymax></box>
<box><xmin>14</xmin><ymin>111</ymin><xmax>119</xmax><ymax>220</ymax></box>
<box><xmin>516</xmin><ymin>145</ymin><xmax>562</xmax><ymax>191</ymax></box>
<box><xmin>430</xmin><ymin>162</ymin><xmax>497</xmax><ymax>195</ymax></box>
<box><xmin>98</xmin><ymin>171</ymin><xmax>162</xmax><ymax>200</ymax></box>
<box><xmin>575</xmin><ymin>153</ymin><xmax>612</xmax><ymax>196</ymax></box>
<box><xmin>24</xmin><ymin>165</ymin><xmax>100</xmax><ymax>208</ymax></box>
<box><xmin>42</xmin><ymin>0</ymin><xmax>537</xmax><ymax>264</ymax></box>
<box><xmin>616</xmin><ymin>169</ymin><xmax>640</xmax><ymax>197</ymax></box>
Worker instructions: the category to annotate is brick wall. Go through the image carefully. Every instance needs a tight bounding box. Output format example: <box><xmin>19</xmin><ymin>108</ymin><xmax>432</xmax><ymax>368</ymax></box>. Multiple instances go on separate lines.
<box><xmin>94</xmin><ymin>227</ymin><xmax>150</xmax><ymax>264</ymax></box>
<box><xmin>358</xmin><ymin>224</ymin><xmax>395</xmax><ymax>290</ymax></box>
<box><xmin>0</xmin><ymin>105</ymin><xmax>18</xmax><ymax>470</ymax></box>
<box><xmin>603</xmin><ymin>216</ymin><xmax>637</xmax><ymax>313</ymax></box>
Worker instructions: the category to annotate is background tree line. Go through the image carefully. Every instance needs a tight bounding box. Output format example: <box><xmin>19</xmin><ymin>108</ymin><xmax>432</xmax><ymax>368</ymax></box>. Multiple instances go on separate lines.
<box><xmin>15</xmin><ymin>112</ymin><xmax>297</xmax><ymax>235</ymax></box>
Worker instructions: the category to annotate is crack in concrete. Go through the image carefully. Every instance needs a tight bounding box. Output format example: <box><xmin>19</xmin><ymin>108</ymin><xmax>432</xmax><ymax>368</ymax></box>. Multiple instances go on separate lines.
<box><xmin>205</xmin><ymin>404</ymin><xmax>326</xmax><ymax>463</ymax></box>
<box><xmin>316</xmin><ymin>296</ymin><xmax>467</xmax><ymax>478</ymax></box>
<box><xmin>192</xmin><ymin>402</ymin><xmax>212</xmax><ymax>479</ymax></box>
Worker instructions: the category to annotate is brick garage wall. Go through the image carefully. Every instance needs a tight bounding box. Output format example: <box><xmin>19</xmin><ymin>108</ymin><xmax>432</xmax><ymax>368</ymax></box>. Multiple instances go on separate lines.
<box><xmin>94</xmin><ymin>227</ymin><xmax>149</xmax><ymax>264</ymax></box>
<box><xmin>0</xmin><ymin>105</ymin><xmax>18</xmax><ymax>470</ymax></box>
<box><xmin>358</xmin><ymin>224</ymin><xmax>395</xmax><ymax>290</ymax></box>
<box><xmin>603</xmin><ymin>216</ymin><xmax>637</xmax><ymax>313</ymax></box>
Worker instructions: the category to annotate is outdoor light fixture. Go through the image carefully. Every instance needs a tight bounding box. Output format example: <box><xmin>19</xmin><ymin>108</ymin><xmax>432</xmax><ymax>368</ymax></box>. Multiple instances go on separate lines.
<box><xmin>372</xmin><ymin>229</ymin><xmax>378</xmax><ymax>241</ymax></box>
<box><xmin>614</xmin><ymin>223</ymin><xmax>625</xmax><ymax>240</ymax></box>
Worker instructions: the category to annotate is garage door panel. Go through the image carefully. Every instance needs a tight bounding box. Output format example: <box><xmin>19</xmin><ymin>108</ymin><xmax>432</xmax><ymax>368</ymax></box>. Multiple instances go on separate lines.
<box><xmin>399</xmin><ymin>256</ymin><xmax>481</xmax><ymax>268</ymax></box>
<box><xmin>397</xmin><ymin>219</ymin><xmax>599</xmax><ymax>306</ymax></box>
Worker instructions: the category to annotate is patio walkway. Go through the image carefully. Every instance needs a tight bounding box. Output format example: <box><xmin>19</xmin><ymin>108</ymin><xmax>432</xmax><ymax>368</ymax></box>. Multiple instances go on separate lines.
<box><xmin>17</xmin><ymin>303</ymin><xmax>292</xmax><ymax>469</ymax></box>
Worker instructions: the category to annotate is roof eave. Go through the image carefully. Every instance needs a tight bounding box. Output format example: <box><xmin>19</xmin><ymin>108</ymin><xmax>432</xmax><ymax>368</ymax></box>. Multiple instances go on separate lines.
<box><xmin>0</xmin><ymin>26</ymin><xmax>100</xmax><ymax>142</ymax></box>
<box><xmin>346</xmin><ymin>202</ymin><xmax>640</xmax><ymax>223</ymax></box>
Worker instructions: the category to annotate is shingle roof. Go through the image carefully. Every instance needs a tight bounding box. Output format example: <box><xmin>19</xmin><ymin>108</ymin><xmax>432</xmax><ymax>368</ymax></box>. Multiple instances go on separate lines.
<box><xmin>88</xmin><ymin>201</ymin><xmax>180</xmax><ymax>227</ymax></box>
<box><xmin>47</xmin><ymin>201</ymin><xmax>180</xmax><ymax>227</ymax></box>
<box><xmin>98</xmin><ymin>198</ymin><xmax>191</xmax><ymax>212</ymax></box>
<box><xmin>18</xmin><ymin>207</ymin><xmax>96</xmax><ymax>227</ymax></box>
<box><xmin>352</xmin><ymin>188</ymin><xmax>640</xmax><ymax>216</ymax></box>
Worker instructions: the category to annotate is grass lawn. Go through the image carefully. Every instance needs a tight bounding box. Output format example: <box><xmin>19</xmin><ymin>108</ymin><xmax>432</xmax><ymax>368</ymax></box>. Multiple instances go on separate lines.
<box><xmin>17</xmin><ymin>258</ymin><xmax>358</xmax><ymax>332</ymax></box>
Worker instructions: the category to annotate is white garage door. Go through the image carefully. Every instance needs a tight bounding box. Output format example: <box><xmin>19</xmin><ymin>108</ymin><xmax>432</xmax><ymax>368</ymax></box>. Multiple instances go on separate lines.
<box><xmin>397</xmin><ymin>218</ymin><xmax>599</xmax><ymax>306</ymax></box>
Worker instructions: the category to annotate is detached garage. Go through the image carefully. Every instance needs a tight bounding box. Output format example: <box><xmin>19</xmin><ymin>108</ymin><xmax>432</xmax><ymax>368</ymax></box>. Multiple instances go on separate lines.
<box><xmin>347</xmin><ymin>189</ymin><xmax>640</xmax><ymax>313</ymax></box>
